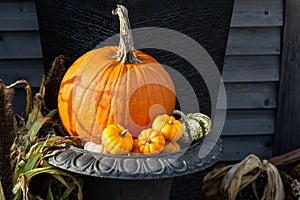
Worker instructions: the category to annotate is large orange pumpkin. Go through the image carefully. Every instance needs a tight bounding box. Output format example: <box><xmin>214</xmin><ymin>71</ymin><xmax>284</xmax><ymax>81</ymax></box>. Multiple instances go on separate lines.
<box><xmin>57</xmin><ymin>5</ymin><xmax>176</xmax><ymax>141</ymax></box>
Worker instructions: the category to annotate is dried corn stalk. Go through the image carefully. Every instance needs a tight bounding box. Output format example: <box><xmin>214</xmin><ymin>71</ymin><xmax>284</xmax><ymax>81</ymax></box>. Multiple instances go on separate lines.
<box><xmin>44</xmin><ymin>55</ymin><xmax>66</xmax><ymax>110</ymax></box>
<box><xmin>202</xmin><ymin>154</ymin><xmax>284</xmax><ymax>200</ymax></box>
<box><xmin>13</xmin><ymin>88</ymin><xmax>82</xmax><ymax>200</ymax></box>
<box><xmin>7</xmin><ymin>62</ymin><xmax>83</xmax><ymax>200</ymax></box>
<box><xmin>0</xmin><ymin>181</ymin><xmax>5</xmax><ymax>200</ymax></box>
<box><xmin>0</xmin><ymin>80</ymin><xmax>15</xmax><ymax>199</ymax></box>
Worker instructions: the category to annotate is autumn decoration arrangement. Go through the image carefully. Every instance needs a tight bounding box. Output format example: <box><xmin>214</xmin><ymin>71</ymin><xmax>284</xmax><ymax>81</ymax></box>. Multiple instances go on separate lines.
<box><xmin>58</xmin><ymin>5</ymin><xmax>212</xmax><ymax>155</ymax></box>
<box><xmin>0</xmin><ymin>5</ymin><xmax>212</xmax><ymax>200</ymax></box>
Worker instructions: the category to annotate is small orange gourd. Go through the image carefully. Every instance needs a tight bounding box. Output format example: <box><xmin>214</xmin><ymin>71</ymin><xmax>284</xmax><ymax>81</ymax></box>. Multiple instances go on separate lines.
<box><xmin>163</xmin><ymin>142</ymin><xmax>181</xmax><ymax>153</ymax></box>
<box><xmin>57</xmin><ymin>5</ymin><xmax>175</xmax><ymax>141</ymax></box>
<box><xmin>152</xmin><ymin>114</ymin><xmax>184</xmax><ymax>141</ymax></box>
<box><xmin>136</xmin><ymin>128</ymin><xmax>165</xmax><ymax>154</ymax></box>
<box><xmin>101</xmin><ymin>124</ymin><xmax>133</xmax><ymax>154</ymax></box>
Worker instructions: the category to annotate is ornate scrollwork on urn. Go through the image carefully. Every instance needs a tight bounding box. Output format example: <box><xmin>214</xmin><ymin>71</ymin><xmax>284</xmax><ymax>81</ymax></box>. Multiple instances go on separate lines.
<box><xmin>46</xmin><ymin>138</ymin><xmax>223</xmax><ymax>179</ymax></box>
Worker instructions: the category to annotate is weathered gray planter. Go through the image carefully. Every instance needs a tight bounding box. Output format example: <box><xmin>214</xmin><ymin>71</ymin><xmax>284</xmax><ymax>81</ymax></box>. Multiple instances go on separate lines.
<box><xmin>35</xmin><ymin>0</ymin><xmax>234</xmax><ymax>199</ymax></box>
<box><xmin>47</xmin><ymin>139</ymin><xmax>223</xmax><ymax>199</ymax></box>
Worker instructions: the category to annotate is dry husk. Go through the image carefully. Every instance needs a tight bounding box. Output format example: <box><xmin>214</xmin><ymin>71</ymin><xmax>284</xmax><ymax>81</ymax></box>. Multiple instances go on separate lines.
<box><xmin>202</xmin><ymin>154</ymin><xmax>284</xmax><ymax>200</ymax></box>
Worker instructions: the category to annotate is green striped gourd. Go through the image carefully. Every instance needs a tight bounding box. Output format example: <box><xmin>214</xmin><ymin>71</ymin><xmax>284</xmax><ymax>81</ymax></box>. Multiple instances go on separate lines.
<box><xmin>173</xmin><ymin>110</ymin><xmax>211</xmax><ymax>143</ymax></box>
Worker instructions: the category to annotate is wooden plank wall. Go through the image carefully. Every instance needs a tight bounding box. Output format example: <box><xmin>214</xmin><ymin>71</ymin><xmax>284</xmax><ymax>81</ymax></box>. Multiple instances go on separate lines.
<box><xmin>0</xmin><ymin>0</ymin><xmax>283</xmax><ymax>161</ymax></box>
<box><xmin>0</xmin><ymin>1</ymin><xmax>43</xmax><ymax>113</ymax></box>
<box><xmin>274</xmin><ymin>0</ymin><xmax>300</xmax><ymax>155</ymax></box>
<box><xmin>222</xmin><ymin>0</ymin><xmax>283</xmax><ymax>161</ymax></box>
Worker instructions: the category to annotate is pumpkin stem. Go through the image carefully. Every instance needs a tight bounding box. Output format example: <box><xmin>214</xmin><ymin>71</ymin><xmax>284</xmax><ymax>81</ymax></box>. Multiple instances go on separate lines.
<box><xmin>120</xmin><ymin>129</ymin><xmax>129</xmax><ymax>137</ymax></box>
<box><xmin>172</xmin><ymin>110</ymin><xmax>188</xmax><ymax>122</ymax></box>
<box><xmin>143</xmin><ymin>139</ymin><xmax>151</xmax><ymax>145</ymax></box>
<box><xmin>112</xmin><ymin>5</ymin><xmax>142</xmax><ymax>64</ymax></box>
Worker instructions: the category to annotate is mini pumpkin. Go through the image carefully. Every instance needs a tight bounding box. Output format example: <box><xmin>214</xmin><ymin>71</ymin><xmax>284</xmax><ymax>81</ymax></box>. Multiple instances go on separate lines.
<box><xmin>163</xmin><ymin>141</ymin><xmax>181</xmax><ymax>153</ymax></box>
<box><xmin>173</xmin><ymin>110</ymin><xmax>211</xmax><ymax>143</ymax></box>
<box><xmin>57</xmin><ymin>5</ymin><xmax>176</xmax><ymax>141</ymax></box>
<box><xmin>152</xmin><ymin>114</ymin><xmax>184</xmax><ymax>141</ymax></box>
<box><xmin>101</xmin><ymin>124</ymin><xmax>133</xmax><ymax>154</ymax></box>
<box><xmin>136</xmin><ymin>128</ymin><xmax>165</xmax><ymax>154</ymax></box>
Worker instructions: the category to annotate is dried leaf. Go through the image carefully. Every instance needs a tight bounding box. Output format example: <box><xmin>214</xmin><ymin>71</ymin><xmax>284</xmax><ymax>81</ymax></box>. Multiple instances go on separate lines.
<box><xmin>19</xmin><ymin>174</ymin><xmax>29</xmax><ymax>200</ymax></box>
<box><xmin>46</xmin><ymin>109</ymin><xmax>58</xmax><ymax>118</ymax></box>
<box><xmin>8</xmin><ymin>70</ymin><xmax>83</xmax><ymax>200</ymax></box>
<box><xmin>6</xmin><ymin>79</ymin><xmax>32</xmax><ymax>119</ymax></box>
<box><xmin>0</xmin><ymin>181</ymin><xmax>6</xmax><ymax>200</ymax></box>
<box><xmin>46</xmin><ymin>185</ymin><xmax>55</xmax><ymax>200</ymax></box>
<box><xmin>204</xmin><ymin>165</ymin><xmax>233</xmax><ymax>182</ymax></box>
<box><xmin>24</xmin><ymin>166</ymin><xmax>83</xmax><ymax>200</ymax></box>
<box><xmin>220</xmin><ymin>154</ymin><xmax>263</xmax><ymax>200</ymax></box>
<box><xmin>203</xmin><ymin>154</ymin><xmax>285</xmax><ymax>200</ymax></box>
<box><xmin>261</xmin><ymin>160</ymin><xmax>285</xmax><ymax>200</ymax></box>
<box><xmin>25</xmin><ymin>107</ymin><xmax>43</xmax><ymax>131</ymax></box>
<box><xmin>28</xmin><ymin>117</ymin><xmax>51</xmax><ymax>142</ymax></box>
<box><xmin>202</xmin><ymin>165</ymin><xmax>233</xmax><ymax>199</ymax></box>
<box><xmin>61</xmin><ymin>181</ymin><xmax>77</xmax><ymax>200</ymax></box>
<box><xmin>24</xmin><ymin>82</ymin><xmax>33</xmax><ymax>119</ymax></box>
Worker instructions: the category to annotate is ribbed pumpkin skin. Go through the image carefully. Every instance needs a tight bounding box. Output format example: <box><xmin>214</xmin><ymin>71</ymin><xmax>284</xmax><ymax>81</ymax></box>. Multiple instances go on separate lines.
<box><xmin>101</xmin><ymin>124</ymin><xmax>133</xmax><ymax>154</ymax></box>
<box><xmin>152</xmin><ymin>114</ymin><xmax>184</xmax><ymax>141</ymax></box>
<box><xmin>136</xmin><ymin>128</ymin><xmax>165</xmax><ymax>154</ymax></box>
<box><xmin>58</xmin><ymin>46</ymin><xmax>176</xmax><ymax>141</ymax></box>
<box><xmin>180</xmin><ymin>113</ymin><xmax>212</xmax><ymax>143</ymax></box>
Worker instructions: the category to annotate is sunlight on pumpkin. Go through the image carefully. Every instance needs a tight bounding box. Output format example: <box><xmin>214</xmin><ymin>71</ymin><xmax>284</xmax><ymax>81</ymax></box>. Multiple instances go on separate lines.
<box><xmin>57</xmin><ymin>5</ymin><xmax>177</xmax><ymax>143</ymax></box>
<box><xmin>58</xmin><ymin>46</ymin><xmax>176</xmax><ymax>142</ymax></box>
